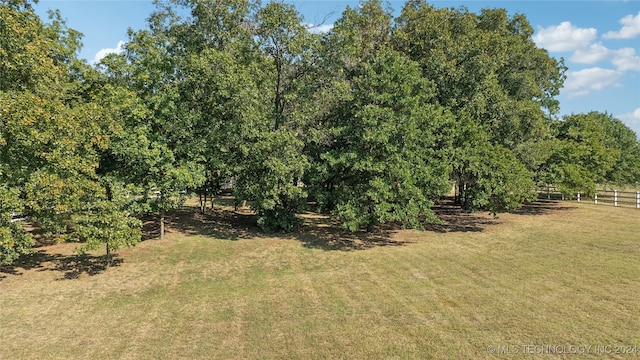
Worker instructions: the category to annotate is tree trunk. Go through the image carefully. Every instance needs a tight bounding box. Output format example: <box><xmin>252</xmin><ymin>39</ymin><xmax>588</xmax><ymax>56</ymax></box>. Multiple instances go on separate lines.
<box><xmin>366</xmin><ymin>221</ymin><xmax>374</xmax><ymax>233</ymax></box>
<box><xmin>160</xmin><ymin>211</ymin><xmax>165</xmax><ymax>240</ymax></box>
<box><xmin>366</xmin><ymin>203</ymin><xmax>375</xmax><ymax>232</ymax></box>
<box><xmin>460</xmin><ymin>182</ymin><xmax>469</xmax><ymax>210</ymax></box>
<box><xmin>105</xmin><ymin>243</ymin><xmax>111</xmax><ymax>268</ymax></box>
<box><xmin>273</xmin><ymin>57</ymin><xmax>284</xmax><ymax>130</ymax></box>
<box><xmin>454</xmin><ymin>179</ymin><xmax>459</xmax><ymax>204</ymax></box>
<box><xmin>199</xmin><ymin>192</ymin><xmax>207</xmax><ymax>214</ymax></box>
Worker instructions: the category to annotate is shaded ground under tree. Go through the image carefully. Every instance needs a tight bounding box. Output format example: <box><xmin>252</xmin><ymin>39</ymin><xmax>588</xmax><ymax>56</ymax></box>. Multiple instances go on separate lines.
<box><xmin>1</xmin><ymin>196</ymin><xmax>570</xmax><ymax>279</ymax></box>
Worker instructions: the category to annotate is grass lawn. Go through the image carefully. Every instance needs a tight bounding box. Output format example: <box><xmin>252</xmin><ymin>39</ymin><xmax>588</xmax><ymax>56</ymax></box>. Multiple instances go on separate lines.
<box><xmin>1</xmin><ymin>198</ymin><xmax>639</xmax><ymax>359</ymax></box>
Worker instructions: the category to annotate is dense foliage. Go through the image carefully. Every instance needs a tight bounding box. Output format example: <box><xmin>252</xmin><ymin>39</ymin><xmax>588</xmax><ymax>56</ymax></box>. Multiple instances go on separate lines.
<box><xmin>1</xmin><ymin>0</ymin><xmax>639</xmax><ymax>263</ymax></box>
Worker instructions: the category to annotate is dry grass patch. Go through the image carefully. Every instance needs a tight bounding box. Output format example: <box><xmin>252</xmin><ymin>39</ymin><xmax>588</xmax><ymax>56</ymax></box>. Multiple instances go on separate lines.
<box><xmin>1</xmin><ymin>200</ymin><xmax>639</xmax><ymax>359</ymax></box>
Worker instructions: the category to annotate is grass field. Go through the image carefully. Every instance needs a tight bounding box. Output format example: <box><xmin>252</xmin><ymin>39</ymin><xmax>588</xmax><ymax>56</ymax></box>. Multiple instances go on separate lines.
<box><xmin>1</xmin><ymin>198</ymin><xmax>639</xmax><ymax>359</ymax></box>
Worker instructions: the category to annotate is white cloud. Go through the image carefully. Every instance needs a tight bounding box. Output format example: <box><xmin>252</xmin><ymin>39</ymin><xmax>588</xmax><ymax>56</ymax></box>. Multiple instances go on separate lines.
<box><xmin>305</xmin><ymin>23</ymin><xmax>333</xmax><ymax>34</ymax></box>
<box><xmin>570</xmin><ymin>42</ymin><xmax>610</xmax><ymax>64</ymax></box>
<box><xmin>618</xmin><ymin>108</ymin><xmax>640</xmax><ymax>124</ymax></box>
<box><xmin>563</xmin><ymin>67</ymin><xmax>623</xmax><ymax>97</ymax></box>
<box><xmin>533</xmin><ymin>22</ymin><xmax>597</xmax><ymax>52</ymax></box>
<box><xmin>618</xmin><ymin>108</ymin><xmax>640</xmax><ymax>136</ymax></box>
<box><xmin>570</xmin><ymin>43</ymin><xmax>640</xmax><ymax>72</ymax></box>
<box><xmin>611</xmin><ymin>47</ymin><xmax>640</xmax><ymax>72</ymax></box>
<box><xmin>603</xmin><ymin>12</ymin><xmax>640</xmax><ymax>39</ymax></box>
<box><xmin>92</xmin><ymin>40</ymin><xmax>125</xmax><ymax>65</ymax></box>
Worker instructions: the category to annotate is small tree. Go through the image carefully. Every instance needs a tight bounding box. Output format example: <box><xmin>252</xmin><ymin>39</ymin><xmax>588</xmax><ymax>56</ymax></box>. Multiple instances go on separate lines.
<box><xmin>71</xmin><ymin>197</ymin><xmax>141</xmax><ymax>266</ymax></box>
<box><xmin>0</xmin><ymin>184</ymin><xmax>34</xmax><ymax>265</ymax></box>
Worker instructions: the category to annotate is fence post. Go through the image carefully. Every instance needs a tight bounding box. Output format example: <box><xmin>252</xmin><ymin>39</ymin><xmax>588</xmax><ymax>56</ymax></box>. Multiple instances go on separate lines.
<box><xmin>614</xmin><ymin>190</ymin><xmax>618</xmax><ymax>207</ymax></box>
<box><xmin>637</xmin><ymin>191</ymin><xmax>639</xmax><ymax>209</ymax></box>
<box><xmin>577</xmin><ymin>192</ymin><xmax>581</xmax><ymax>202</ymax></box>
<box><xmin>594</xmin><ymin>193</ymin><xmax>598</xmax><ymax>205</ymax></box>
<box><xmin>547</xmin><ymin>185</ymin><xmax>550</xmax><ymax>200</ymax></box>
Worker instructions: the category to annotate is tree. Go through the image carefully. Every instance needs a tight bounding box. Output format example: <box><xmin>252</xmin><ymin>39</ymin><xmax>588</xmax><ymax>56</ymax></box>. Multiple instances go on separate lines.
<box><xmin>307</xmin><ymin>0</ymin><xmax>455</xmax><ymax>231</ymax></box>
<box><xmin>169</xmin><ymin>0</ymin><xmax>261</xmax><ymax>213</ymax></box>
<box><xmin>598</xmin><ymin>113</ymin><xmax>640</xmax><ymax>185</ymax></box>
<box><xmin>395</xmin><ymin>2</ymin><xmax>565</xmax><ymax>147</ymax></box>
<box><xmin>0</xmin><ymin>184</ymin><xmax>33</xmax><ymax>264</ymax></box>
<box><xmin>1</xmin><ymin>1</ymin><xmax>143</xmax><ymax>262</ymax></box>
<box><xmin>328</xmin><ymin>0</ymin><xmax>393</xmax><ymax>62</ymax></box>
<box><xmin>538</xmin><ymin>112</ymin><xmax>640</xmax><ymax>197</ymax></box>
<box><xmin>1</xmin><ymin>1</ymin><xmax>96</xmax><ymax>251</ymax></box>
<box><xmin>255</xmin><ymin>1</ymin><xmax>317</xmax><ymax>129</ymax></box>
<box><xmin>106</xmin><ymin>3</ymin><xmax>209</xmax><ymax>239</ymax></box>
<box><xmin>91</xmin><ymin>73</ymin><xmax>204</xmax><ymax>241</ymax></box>
<box><xmin>228</xmin><ymin>1</ymin><xmax>316</xmax><ymax>232</ymax></box>
<box><xmin>454</xmin><ymin>138</ymin><xmax>536</xmax><ymax>213</ymax></box>
<box><xmin>394</xmin><ymin>1</ymin><xmax>565</xmax><ymax>211</ymax></box>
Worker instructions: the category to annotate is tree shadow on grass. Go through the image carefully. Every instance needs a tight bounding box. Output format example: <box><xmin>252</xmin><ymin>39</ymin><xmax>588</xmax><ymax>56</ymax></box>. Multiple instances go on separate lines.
<box><xmin>2</xmin><ymin>197</ymin><xmax>515</xmax><ymax>278</ymax></box>
<box><xmin>294</xmin><ymin>213</ymin><xmax>408</xmax><ymax>251</ymax></box>
<box><xmin>0</xmin><ymin>250</ymin><xmax>121</xmax><ymax>281</ymax></box>
<box><xmin>423</xmin><ymin>198</ymin><xmax>499</xmax><ymax>233</ymax></box>
<box><xmin>142</xmin><ymin>206</ymin><xmax>268</xmax><ymax>242</ymax></box>
<box><xmin>284</xmin><ymin>197</ymin><xmax>505</xmax><ymax>250</ymax></box>
<box><xmin>140</xmin><ymin>197</ymin><xmax>506</xmax><ymax>251</ymax></box>
<box><xmin>294</xmin><ymin>201</ymin><xmax>503</xmax><ymax>250</ymax></box>
<box><xmin>141</xmin><ymin>216</ymin><xmax>160</xmax><ymax>241</ymax></box>
<box><xmin>510</xmin><ymin>200</ymin><xmax>573</xmax><ymax>216</ymax></box>
<box><xmin>424</xmin><ymin>198</ymin><xmax>573</xmax><ymax>232</ymax></box>
<box><xmin>142</xmin><ymin>205</ymin><xmax>408</xmax><ymax>251</ymax></box>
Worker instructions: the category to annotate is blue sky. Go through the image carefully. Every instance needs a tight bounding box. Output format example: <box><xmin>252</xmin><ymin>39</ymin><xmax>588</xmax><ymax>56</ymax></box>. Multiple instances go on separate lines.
<box><xmin>35</xmin><ymin>0</ymin><xmax>640</xmax><ymax>136</ymax></box>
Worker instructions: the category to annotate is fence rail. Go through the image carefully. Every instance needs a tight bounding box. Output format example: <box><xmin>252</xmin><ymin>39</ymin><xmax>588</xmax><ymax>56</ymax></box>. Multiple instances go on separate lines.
<box><xmin>537</xmin><ymin>186</ymin><xmax>640</xmax><ymax>209</ymax></box>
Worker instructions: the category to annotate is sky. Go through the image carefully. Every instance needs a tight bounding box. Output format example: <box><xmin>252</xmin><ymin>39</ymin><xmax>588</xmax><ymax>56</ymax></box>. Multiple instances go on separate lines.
<box><xmin>34</xmin><ymin>0</ymin><xmax>640</xmax><ymax>136</ymax></box>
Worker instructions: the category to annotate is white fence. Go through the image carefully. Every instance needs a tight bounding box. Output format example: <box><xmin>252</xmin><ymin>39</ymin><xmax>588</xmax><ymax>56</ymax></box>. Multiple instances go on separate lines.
<box><xmin>588</xmin><ymin>190</ymin><xmax>640</xmax><ymax>209</ymax></box>
<box><xmin>537</xmin><ymin>186</ymin><xmax>640</xmax><ymax>209</ymax></box>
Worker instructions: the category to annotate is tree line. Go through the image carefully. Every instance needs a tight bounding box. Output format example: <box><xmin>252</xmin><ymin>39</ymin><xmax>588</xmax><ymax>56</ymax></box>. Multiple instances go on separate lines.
<box><xmin>2</xmin><ymin>0</ymin><xmax>639</xmax><ymax>264</ymax></box>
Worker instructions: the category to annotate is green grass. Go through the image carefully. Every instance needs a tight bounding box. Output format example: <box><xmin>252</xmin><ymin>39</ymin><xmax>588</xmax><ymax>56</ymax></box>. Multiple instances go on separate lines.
<box><xmin>1</xmin><ymin>199</ymin><xmax>639</xmax><ymax>359</ymax></box>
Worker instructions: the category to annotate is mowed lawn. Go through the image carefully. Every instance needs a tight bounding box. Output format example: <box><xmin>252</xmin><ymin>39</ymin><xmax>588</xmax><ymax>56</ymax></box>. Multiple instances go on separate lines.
<box><xmin>1</xmin><ymin>199</ymin><xmax>639</xmax><ymax>359</ymax></box>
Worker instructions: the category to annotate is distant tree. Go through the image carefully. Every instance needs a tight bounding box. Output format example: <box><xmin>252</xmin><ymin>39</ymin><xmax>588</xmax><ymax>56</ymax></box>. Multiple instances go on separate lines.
<box><xmin>453</xmin><ymin>134</ymin><xmax>536</xmax><ymax>213</ymax></box>
<box><xmin>599</xmin><ymin>113</ymin><xmax>640</xmax><ymax>186</ymax></box>
<box><xmin>539</xmin><ymin>112</ymin><xmax>640</xmax><ymax>196</ymax></box>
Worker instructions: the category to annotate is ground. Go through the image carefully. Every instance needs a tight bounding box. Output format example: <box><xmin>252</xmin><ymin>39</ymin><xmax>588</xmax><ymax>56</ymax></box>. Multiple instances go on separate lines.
<box><xmin>1</xmin><ymin>198</ymin><xmax>638</xmax><ymax>359</ymax></box>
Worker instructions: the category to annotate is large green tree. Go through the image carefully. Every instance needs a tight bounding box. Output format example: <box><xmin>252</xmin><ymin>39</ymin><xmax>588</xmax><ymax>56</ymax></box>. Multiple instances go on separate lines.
<box><xmin>1</xmin><ymin>1</ymin><xmax>96</xmax><ymax>262</ymax></box>
<box><xmin>321</xmin><ymin>50</ymin><xmax>455</xmax><ymax>231</ymax></box>
<box><xmin>106</xmin><ymin>2</ymin><xmax>210</xmax><ymax>239</ymax></box>
<box><xmin>394</xmin><ymin>1</ymin><xmax>565</xmax><ymax>211</ymax></box>
<box><xmin>1</xmin><ymin>0</ymin><xmax>141</xmax><ymax>263</ymax></box>
<box><xmin>232</xmin><ymin>2</ymin><xmax>318</xmax><ymax>232</ymax></box>
<box><xmin>305</xmin><ymin>1</ymin><xmax>456</xmax><ymax>231</ymax></box>
<box><xmin>395</xmin><ymin>2</ymin><xmax>565</xmax><ymax>146</ymax></box>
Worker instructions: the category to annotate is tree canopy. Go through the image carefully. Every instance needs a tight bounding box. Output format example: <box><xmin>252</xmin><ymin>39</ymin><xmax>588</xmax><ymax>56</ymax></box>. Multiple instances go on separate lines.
<box><xmin>1</xmin><ymin>0</ymin><xmax>638</xmax><ymax>264</ymax></box>
<box><xmin>1</xmin><ymin>0</ymin><xmax>142</xmax><ymax>263</ymax></box>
